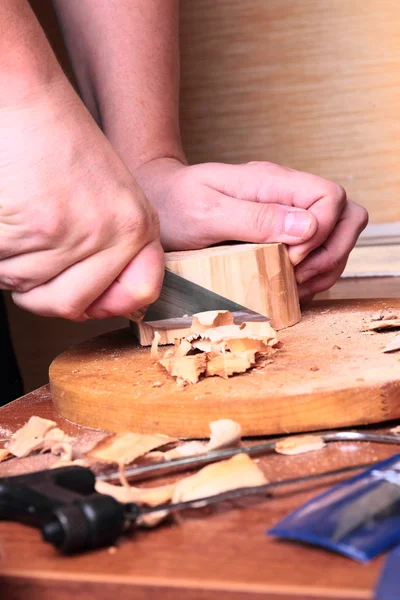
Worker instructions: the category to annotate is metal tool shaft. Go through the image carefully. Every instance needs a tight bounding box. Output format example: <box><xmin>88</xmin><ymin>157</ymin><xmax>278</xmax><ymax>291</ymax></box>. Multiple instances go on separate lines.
<box><xmin>100</xmin><ymin>431</ymin><xmax>400</xmax><ymax>484</ymax></box>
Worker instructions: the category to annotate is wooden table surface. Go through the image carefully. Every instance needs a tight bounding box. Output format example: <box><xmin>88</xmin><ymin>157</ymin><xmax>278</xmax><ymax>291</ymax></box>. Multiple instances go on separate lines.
<box><xmin>1</xmin><ymin>387</ymin><xmax>399</xmax><ymax>599</ymax></box>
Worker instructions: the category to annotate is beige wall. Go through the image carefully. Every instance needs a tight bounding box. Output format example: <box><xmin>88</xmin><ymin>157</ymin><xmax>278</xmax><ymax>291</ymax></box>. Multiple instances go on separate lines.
<box><xmin>179</xmin><ymin>0</ymin><xmax>400</xmax><ymax>225</ymax></box>
<box><xmin>9</xmin><ymin>1</ymin><xmax>400</xmax><ymax>393</ymax></box>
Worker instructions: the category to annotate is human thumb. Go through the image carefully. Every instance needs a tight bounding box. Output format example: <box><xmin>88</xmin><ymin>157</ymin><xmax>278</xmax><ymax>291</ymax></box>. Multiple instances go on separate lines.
<box><xmin>215</xmin><ymin>198</ymin><xmax>317</xmax><ymax>245</ymax></box>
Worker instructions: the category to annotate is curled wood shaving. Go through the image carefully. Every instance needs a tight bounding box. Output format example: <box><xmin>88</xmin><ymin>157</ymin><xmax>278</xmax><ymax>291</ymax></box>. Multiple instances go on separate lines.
<box><xmin>86</xmin><ymin>432</ymin><xmax>177</xmax><ymax>466</ymax></box>
<box><xmin>382</xmin><ymin>334</ymin><xmax>400</xmax><ymax>353</ymax></box>
<box><xmin>95</xmin><ymin>479</ymin><xmax>175</xmax><ymax>528</ymax></box>
<box><xmin>41</xmin><ymin>427</ymin><xmax>74</xmax><ymax>460</ymax></box>
<box><xmin>207</xmin><ymin>419</ymin><xmax>242</xmax><ymax>451</ymax></box>
<box><xmin>151</xmin><ymin>331</ymin><xmax>161</xmax><ymax>358</ymax></box>
<box><xmin>159</xmin><ymin>354</ymin><xmax>207</xmax><ymax>384</ymax></box>
<box><xmin>6</xmin><ymin>416</ymin><xmax>57</xmax><ymax>458</ymax></box>
<box><xmin>172</xmin><ymin>454</ymin><xmax>267</xmax><ymax>504</ymax></box>
<box><xmin>275</xmin><ymin>434</ymin><xmax>326</xmax><ymax>455</ymax></box>
<box><xmin>190</xmin><ymin>311</ymin><xmax>234</xmax><ymax>334</ymax></box>
<box><xmin>157</xmin><ymin>310</ymin><xmax>279</xmax><ymax>384</ymax></box>
<box><xmin>159</xmin><ymin>419</ymin><xmax>242</xmax><ymax>460</ymax></box>
<box><xmin>173</xmin><ymin>339</ymin><xmax>193</xmax><ymax>357</ymax></box>
<box><xmin>206</xmin><ymin>351</ymin><xmax>256</xmax><ymax>379</ymax></box>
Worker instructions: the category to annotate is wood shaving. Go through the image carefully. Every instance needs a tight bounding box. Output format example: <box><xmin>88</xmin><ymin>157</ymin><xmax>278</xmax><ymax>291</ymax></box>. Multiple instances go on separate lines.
<box><xmin>51</xmin><ymin>458</ymin><xmax>88</xmax><ymax>469</ymax></box>
<box><xmin>382</xmin><ymin>334</ymin><xmax>400</xmax><ymax>353</ymax></box>
<box><xmin>86</xmin><ymin>432</ymin><xmax>177</xmax><ymax>466</ymax></box>
<box><xmin>206</xmin><ymin>351</ymin><xmax>256</xmax><ymax>379</ymax></box>
<box><xmin>137</xmin><ymin>510</ymin><xmax>169</xmax><ymax>528</ymax></box>
<box><xmin>190</xmin><ymin>311</ymin><xmax>234</xmax><ymax>334</ymax></box>
<box><xmin>6</xmin><ymin>416</ymin><xmax>57</xmax><ymax>457</ymax></box>
<box><xmin>95</xmin><ymin>479</ymin><xmax>175</xmax><ymax>528</ymax></box>
<box><xmin>371</xmin><ymin>312</ymin><xmax>398</xmax><ymax>322</ymax></box>
<box><xmin>173</xmin><ymin>339</ymin><xmax>193</xmax><ymax>358</ymax></box>
<box><xmin>172</xmin><ymin>454</ymin><xmax>267</xmax><ymax>504</ymax></box>
<box><xmin>163</xmin><ymin>441</ymin><xmax>207</xmax><ymax>460</ymax></box>
<box><xmin>207</xmin><ymin>419</ymin><xmax>242</xmax><ymax>451</ymax></box>
<box><xmin>95</xmin><ymin>479</ymin><xmax>175</xmax><ymax>506</ymax></box>
<box><xmin>275</xmin><ymin>434</ymin><xmax>326</xmax><ymax>455</ymax></box>
<box><xmin>0</xmin><ymin>448</ymin><xmax>12</xmax><ymax>462</ymax></box>
<box><xmin>156</xmin><ymin>310</ymin><xmax>279</xmax><ymax>384</ymax></box>
<box><xmin>150</xmin><ymin>331</ymin><xmax>161</xmax><ymax>358</ymax></box>
<box><xmin>362</xmin><ymin>319</ymin><xmax>400</xmax><ymax>332</ymax></box>
<box><xmin>159</xmin><ymin>354</ymin><xmax>207</xmax><ymax>384</ymax></box>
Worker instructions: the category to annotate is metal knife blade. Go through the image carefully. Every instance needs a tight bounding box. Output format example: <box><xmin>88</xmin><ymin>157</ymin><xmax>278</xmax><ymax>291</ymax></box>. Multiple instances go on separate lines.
<box><xmin>138</xmin><ymin>269</ymin><xmax>269</xmax><ymax>323</ymax></box>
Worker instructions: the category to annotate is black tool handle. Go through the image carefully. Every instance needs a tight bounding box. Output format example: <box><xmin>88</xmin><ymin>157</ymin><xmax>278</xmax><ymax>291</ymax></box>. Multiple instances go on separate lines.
<box><xmin>0</xmin><ymin>466</ymin><xmax>140</xmax><ymax>554</ymax></box>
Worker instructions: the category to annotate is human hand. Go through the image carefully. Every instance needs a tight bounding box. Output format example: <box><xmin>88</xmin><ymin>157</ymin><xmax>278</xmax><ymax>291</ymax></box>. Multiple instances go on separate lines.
<box><xmin>0</xmin><ymin>80</ymin><xmax>164</xmax><ymax>320</ymax></box>
<box><xmin>135</xmin><ymin>158</ymin><xmax>368</xmax><ymax>301</ymax></box>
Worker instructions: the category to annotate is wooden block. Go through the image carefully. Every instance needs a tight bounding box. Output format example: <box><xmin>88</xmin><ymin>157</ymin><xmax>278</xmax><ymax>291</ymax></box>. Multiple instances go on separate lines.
<box><xmin>132</xmin><ymin>243</ymin><xmax>300</xmax><ymax>345</ymax></box>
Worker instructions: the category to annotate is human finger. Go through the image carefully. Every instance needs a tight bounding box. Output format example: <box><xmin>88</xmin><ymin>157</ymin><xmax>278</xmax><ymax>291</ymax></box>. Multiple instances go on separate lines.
<box><xmin>85</xmin><ymin>240</ymin><xmax>165</xmax><ymax>319</ymax></box>
<box><xmin>295</xmin><ymin>200</ymin><xmax>368</xmax><ymax>285</ymax></box>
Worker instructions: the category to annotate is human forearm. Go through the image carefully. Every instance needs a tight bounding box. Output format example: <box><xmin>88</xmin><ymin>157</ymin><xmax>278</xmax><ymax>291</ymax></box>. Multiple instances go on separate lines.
<box><xmin>53</xmin><ymin>0</ymin><xmax>185</xmax><ymax>170</ymax></box>
<box><xmin>0</xmin><ymin>0</ymin><xmax>64</xmax><ymax>105</ymax></box>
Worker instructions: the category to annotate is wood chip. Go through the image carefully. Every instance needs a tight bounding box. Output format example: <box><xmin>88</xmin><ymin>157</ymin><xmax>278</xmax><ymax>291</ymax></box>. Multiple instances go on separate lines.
<box><xmin>137</xmin><ymin>510</ymin><xmax>170</xmax><ymax>528</ymax></box>
<box><xmin>163</xmin><ymin>441</ymin><xmax>207</xmax><ymax>460</ymax></box>
<box><xmin>96</xmin><ymin>479</ymin><xmax>175</xmax><ymax>528</ymax></box>
<box><xmin>172</xmin><ymin>454</ymin><xmax>267</xmax><ymax>504</ymax></box>
<box><xmin>150</xmin><ymin>331</ymin><xmax>161</xmax><ymax>358</ymax></box>
<box><xmin>174</xmin><ymin>339</ymin><xmax>193</xmax><ymax>358</ymax></box>
<box><xmin>0</xmin><ymin>448</ymin><xmax>12</xmax><ymax>462</ymax></box>
<box><xmin>86</xmin><ymin>432</ymin><xmax>177</xmax><ymax>465</ymax></box>
<box><xmin>51</xmin><ymin>458</ymin><xmax>88</xmax><ymax>469</ymax></box>
<box><xmin>7</xmin><ymin>416</ymin><xmax>57</xmax><ymax>458</ymax></box>
<box><xmin>207</xmin><ymin>419</ymin><xmax>242</xmax><ymax>451</ymax></box>
<box><xmin>275</xmin><ymin>434</ymin><xmax>326</xmax><ymax>455</ymax></box>
<box><xmin>95</xmin><ymin>479</ymin><xmax>176</xmax><ymax>506</ymax></box>
<box><xmin>382</xmin><ymin>334</ymin><xmax>400</xmax><ymax>353</ymax></box>
<box><xmin>362</xmin><ymin>319</ymin><xmax>400</xmax><ymax>332</ymax></box>
<box><xmin>159</xmin><ymin>354</ymin><xmax>207</xmax><ymax>384</ymax></box>
<box><xmin>371</xmin><ymin>312</ymin><xmax>398</xmax><ymax>322</ymax></box>
<box><xmin>206</xmin><ymin>351</ymin><xmax>255</xmax><ymax>378</ymax></box>
<box><xmin>190</xmin><ymin>311</ymin><xmax>234</xmax><ymax>333</ymax></box>
<box><xmin>155</xmin><ymin>310</ymin><xmax>279</xmax><ymax>384</ymax></box>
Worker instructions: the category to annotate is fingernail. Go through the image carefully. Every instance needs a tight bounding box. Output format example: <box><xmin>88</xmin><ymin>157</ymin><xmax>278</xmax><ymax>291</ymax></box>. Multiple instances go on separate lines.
<box><xmin>284</xmin><ymin>211</ymin><xmax>313</xmax><ymax>238</ymax></box>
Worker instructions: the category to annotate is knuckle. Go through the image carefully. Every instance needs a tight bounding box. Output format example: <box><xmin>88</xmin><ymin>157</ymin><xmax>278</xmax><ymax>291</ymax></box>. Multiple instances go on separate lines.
<box><xmin>357</xmin><ymin>205</ymin><xmax>369</xmax><ymax>229</ymax></box>
<box><xmin>0</xmin><ymin>274</ymin><xmax>30</xmax><ymax>293</ymax></box>
<box><xmin>321</xmin><ymin>246</ymin><xmax>342</xmax><ymax>273</ymax></box>
<box><xmin>328</xmin><ymin>183</ymin><xmax>347</xmax><ymax>208</ymax></box>
<box><xmin>121</xmin><ymin>206</ymin><xmax>157</xmax><ymax>243</ymax></box>
<box><xmin>248</xmin><ymin>204</ymin><xmax>276</xmax><ymax>241</ymax></box>
<box><xmin>33</xmin><ymin>210</ymin><xmax>65</xmax><ymax>245</ymax></box>
<box><xmin>134</xmin><ymin>281</ymin><xmax>162</xmax><ymax>307</ymax></box>
<box><xmin>54</xmin><ymin>302</ymin><xmax>84</xmax><ymax>321</ymax></box>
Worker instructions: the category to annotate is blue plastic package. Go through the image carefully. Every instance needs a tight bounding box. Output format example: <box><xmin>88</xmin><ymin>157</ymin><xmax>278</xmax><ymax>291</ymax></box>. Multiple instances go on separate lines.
<box><xmin>268</xmin><ymin>453</ymin><xmax>400</xmax><ymax>563</ymax></box>
<box><xmin>375</xmin><ymin>543</ymin><xmax>400</xmax><ymax>599</ymax></box>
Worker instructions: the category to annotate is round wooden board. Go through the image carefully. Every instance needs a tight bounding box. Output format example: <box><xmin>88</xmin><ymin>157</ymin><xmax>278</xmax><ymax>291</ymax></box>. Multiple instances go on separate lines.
<box><xmin>50</xmin><ymin>299</ymin><xmax>400</xmax><ymax>437</ymax></box>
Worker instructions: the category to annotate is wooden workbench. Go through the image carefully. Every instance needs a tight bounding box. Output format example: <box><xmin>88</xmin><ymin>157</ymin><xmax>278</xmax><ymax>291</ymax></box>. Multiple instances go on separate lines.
<box><xmin>0</xmin><ymin>386</ymin><xmax>398</xmax><ymax>599</ymax></box>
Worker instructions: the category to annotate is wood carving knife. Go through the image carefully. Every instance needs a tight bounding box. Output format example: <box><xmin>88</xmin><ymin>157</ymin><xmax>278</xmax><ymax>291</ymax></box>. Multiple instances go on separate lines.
<box><xmin>128</xmin><ymin>269</ymin><xmax>269</xmax><ymax>324</ymax></box>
